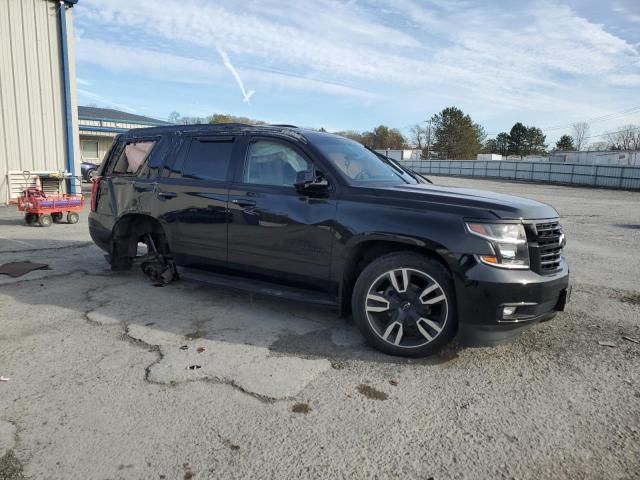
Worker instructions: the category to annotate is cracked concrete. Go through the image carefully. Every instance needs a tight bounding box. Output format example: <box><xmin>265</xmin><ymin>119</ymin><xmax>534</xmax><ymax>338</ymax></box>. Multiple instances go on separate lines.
<box><xmin>1</xmin><ymin>179</ymin><xmax>639</xmax><ymax>479</ymax></box>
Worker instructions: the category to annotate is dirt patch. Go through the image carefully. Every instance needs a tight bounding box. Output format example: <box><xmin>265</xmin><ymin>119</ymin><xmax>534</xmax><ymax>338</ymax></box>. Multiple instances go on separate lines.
<box><xmin>292</xmin><ymin>402</ymin><xmax>311</xmax><ymax>414</ymax></box>
<box><xmin>357</xmin><ymin>384</ymin><xmax>388</xmax><ymax>401</ymax></box>
<box><xmin>620</xmin><ymin>292</ymin><xmax>640</xmax><ymax>305</ymax></box>
<box><xmin>330</xmin><ymin>359</ymin><xmax>346</xmax><ymax>370</ymax></box>
<box><xmin>223</xmin><ymin>440</ymin><xmax>240</xmax><ymax>451</ymax></box>
<box><xmin>0</xmin><ymin>450</ymin><xmax>25</xmax><ymax>480</ymax></box>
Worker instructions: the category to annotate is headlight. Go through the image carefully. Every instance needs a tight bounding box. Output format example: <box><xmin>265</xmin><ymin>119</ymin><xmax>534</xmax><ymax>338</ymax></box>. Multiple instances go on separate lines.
<box><xmin>466</xmin><ymin>222</ymin><xmax>529</xmax><ymax>269</ymax></box>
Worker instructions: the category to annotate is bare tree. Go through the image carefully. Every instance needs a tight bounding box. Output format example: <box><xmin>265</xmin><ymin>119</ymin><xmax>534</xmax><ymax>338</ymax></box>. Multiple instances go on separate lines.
<box><xmin>168</xmin><ymin>111</ymin><xmax>181</xmax><ymax>124</ymax></box>
<box><xmin>409</xmin><ymin>123</ymin><xmax>426</xmax><ymax>149</ymax></box>
<box><xmin>606</xmin><ymin>125</ymin><xmax>640</xmax><ymax>151</ymax></box>
<box><xmin>571</xmin><ymin>122</ymin><xmax>590</xmax><ymax>150</ymax></box>
<box><xmin>588</xmin><ymin>141</ymin><xmax>609</xmax><ymax>151</ymax></box>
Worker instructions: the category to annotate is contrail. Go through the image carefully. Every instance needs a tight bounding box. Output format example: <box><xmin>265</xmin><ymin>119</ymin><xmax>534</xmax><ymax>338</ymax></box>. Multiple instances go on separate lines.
<box><xmin>216</xmin><ymin>46</ymin><xmax>255</xmax><ymax>104</ymax></box>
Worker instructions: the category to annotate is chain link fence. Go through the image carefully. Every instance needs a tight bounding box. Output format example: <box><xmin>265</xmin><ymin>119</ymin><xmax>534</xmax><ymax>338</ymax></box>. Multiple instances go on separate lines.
<box><xmin>401</xmin><ymin>160</ymin><xmax>640</xmax><ymax>190</ymax></box>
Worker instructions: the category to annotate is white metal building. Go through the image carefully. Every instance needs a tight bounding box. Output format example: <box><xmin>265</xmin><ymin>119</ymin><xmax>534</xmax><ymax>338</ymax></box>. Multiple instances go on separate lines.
<box><xmin>78</xmin><ymin>106</ymin><xmax>169</xmax><ymax>164</ymax></box>
<box><xmin>0</xmin><ymin>0</ymin><xmax>81</xmax><ymax>204</ymax></box>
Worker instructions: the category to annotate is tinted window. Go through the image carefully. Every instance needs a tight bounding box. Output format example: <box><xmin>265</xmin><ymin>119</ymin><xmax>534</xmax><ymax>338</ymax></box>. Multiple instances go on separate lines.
<box><xmin>111</xmin><ymin>140</ymin><xmax>156</xmax><ymax>175</ymax></box>
<box><xmin>244</xmin><ymin>141</ymin><xmax>310</xmax><ymax>187</ymax></box>
<box><xmin>182</xmin><ymin>138</ymin><xmax>233</xmax><ymax>181</ymax></box>
<box><xmin>312</xmin><ymin>135</ymin><xmax>415</xmax><ymax>185</ymax></box>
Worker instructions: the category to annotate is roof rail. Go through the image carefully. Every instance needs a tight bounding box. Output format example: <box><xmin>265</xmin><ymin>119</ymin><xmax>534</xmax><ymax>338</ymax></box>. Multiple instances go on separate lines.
<box><xmin>270</xmin><ymin>124</ymin><xmax>298</xmax><ymax>128</ymax></box>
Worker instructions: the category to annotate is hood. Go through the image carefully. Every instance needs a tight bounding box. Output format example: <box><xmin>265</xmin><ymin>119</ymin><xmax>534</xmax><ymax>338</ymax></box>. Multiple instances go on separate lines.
<box><xmin>374</xmin><ymin>183</ymin><xmax>559</xmax><ymax>220</ymax></box>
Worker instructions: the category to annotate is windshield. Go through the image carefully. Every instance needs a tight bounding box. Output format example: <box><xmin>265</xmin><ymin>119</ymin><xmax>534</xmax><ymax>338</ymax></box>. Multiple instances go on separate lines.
<box><xmin>312</xmin><ymin>135</ymin><xmax>417</xmax><ymax>185</ymax></box>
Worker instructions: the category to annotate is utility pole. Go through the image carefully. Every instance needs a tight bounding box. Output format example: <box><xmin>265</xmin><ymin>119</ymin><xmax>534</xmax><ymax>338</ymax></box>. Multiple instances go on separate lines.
<box><xmin>425</xmin><ymin>119</ymin><xmax>432</xmax><ymax>160</ymax></box>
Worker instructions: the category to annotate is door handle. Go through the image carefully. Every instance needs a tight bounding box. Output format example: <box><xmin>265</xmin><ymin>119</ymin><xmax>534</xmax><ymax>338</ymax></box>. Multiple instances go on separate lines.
<box><xmin>231</xmin><ymin>199</ymin><xmax>256</xmax><ymax>207</ymax></box>
<box><xmin>157</xmin><ymin>191</ymin><xmax>177</xmax><ymax>199</ymax></box>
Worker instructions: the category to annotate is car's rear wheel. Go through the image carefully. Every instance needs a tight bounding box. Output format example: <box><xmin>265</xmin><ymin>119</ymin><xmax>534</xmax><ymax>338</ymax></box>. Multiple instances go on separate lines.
<box><xmin>352</xmin><ymin>252</ymin><xmax>456</xmax><ymax>357</ymax></box>
<box><xmin>67</xmin><ymin>212</ymin><xmax>79</xmax><ymax>224</ymax></box>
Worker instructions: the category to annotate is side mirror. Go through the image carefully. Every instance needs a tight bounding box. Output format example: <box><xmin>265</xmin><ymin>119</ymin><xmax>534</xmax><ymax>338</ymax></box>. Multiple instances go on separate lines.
<box><xmin>294</xmin><ymin>170</ymin><xmax>329</xmax><ymax>194</ymax></box>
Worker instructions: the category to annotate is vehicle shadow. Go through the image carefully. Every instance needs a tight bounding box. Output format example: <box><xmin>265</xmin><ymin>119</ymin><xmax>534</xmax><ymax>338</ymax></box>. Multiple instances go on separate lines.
<box><xmin>0</xmin><ymin>243</ymin><xmax>463</xmax><ymax>366</ymax></box>
<box><xmin>0</xmin><ymin>217</ymin><xmax>27</xmax><ymax>226</ymax></box>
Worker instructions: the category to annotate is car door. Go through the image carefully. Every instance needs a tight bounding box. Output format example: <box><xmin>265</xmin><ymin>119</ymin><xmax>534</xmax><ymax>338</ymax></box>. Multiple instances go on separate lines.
<box><xmin>96</xmin><ymin>135</ymin><xmax>161</xmax><ymax>218</ymax></box>
<box><xmin>227</xmin><ymin>136</ymin><xmax>337</xmax><ymax>289</ymax></box>
<box><xmin>153</xmin><ymin>134</ymin><xmax>236</xmax><ymax>267</ymax></box>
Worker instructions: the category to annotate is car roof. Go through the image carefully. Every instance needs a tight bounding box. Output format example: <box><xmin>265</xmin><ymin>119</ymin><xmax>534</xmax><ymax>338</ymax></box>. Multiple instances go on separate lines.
<box><xmin>122</xmin><ymin>123</ymin><xmax>344</xmax><ymax>145</ymax></box>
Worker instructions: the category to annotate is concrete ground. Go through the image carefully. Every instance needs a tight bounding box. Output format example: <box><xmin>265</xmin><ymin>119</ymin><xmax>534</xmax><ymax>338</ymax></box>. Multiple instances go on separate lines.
<box><xmin>0</xmin><ymin>177</ymin><xmax>638</xmax><ymax>480</ymax></box>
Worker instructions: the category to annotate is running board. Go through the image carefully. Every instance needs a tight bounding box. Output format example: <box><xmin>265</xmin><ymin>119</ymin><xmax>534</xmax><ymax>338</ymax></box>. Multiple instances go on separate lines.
<box><xmin>177</xmin><ymin>266</ymin><xmax>337</xmax><ymax>307</ymax></box>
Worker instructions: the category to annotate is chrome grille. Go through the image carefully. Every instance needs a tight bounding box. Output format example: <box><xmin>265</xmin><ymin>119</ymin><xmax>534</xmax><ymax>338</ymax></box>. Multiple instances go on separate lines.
<box><xmin>532</xmin><ymin>221</ymin><xmax>563</xmax><ymax>274</ymax></box>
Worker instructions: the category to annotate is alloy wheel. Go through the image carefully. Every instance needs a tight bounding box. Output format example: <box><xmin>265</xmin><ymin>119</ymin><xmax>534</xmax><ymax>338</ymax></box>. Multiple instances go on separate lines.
<box><xmin>364</xmin><ymin>268</ymin><xmax>449</xmax><ymax>349</ymax></box>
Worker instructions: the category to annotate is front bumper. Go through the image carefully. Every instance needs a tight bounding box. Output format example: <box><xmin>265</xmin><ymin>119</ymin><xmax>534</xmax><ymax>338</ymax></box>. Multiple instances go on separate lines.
<box><xmin>454</xmin><ymin>257</ymin><xmax>570</xmax><ymax>346</ymax></box>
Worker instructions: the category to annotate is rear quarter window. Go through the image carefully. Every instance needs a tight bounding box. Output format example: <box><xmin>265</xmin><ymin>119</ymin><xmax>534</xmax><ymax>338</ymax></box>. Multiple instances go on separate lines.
<box><xmin>110</xmin><ymin>140</ymin><xmax>157</xmax><ymax>176</ymax></box>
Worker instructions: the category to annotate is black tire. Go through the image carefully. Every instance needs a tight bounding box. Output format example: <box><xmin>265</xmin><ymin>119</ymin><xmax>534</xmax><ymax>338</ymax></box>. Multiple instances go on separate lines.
<box><xmin>86</xmin><ymin>169</ymin><xmax>96</xmax><ymax>182</ymax></box>
<box><xmin>52</xmin><ymin>212</ymin><xmax>64</xmax><ymax>223</ymax></box>
<box><xmin>351</xmin><ymin>252</ymin><xmax>457</xmax><ymax>357</ymax></box>
<box><xmin>25</xmin><ymin>213</ymin><xmax>37</xmax><ymax>225</ymax></box>
<box><xmin>38</xmin><ymin>214</ymin><xmax>53</xmax><ymax>227</ymax></box>
<box><xmin>67</xmin><ymin>212</ymin><xmax>79</xmax><ymax>224</ymax></box>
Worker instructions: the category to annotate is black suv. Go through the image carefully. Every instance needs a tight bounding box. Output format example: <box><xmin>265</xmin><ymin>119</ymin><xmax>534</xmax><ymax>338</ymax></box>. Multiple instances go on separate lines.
<box><xmin>89</xmin><ymin>124</ymin><xmax>570</xmax><ymax>357</ymax></box>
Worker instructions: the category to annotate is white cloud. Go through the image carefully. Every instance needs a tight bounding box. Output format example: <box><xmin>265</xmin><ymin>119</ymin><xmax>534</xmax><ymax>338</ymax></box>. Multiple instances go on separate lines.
<box><xmin>76</xmin><ymin>37</ymin><xmax>380</xmax><ymax>101</ymax></box>
<box><xmin>76</xmin><ymin>37</ymin><xmax>224</xmax><ymax>84</ymax></box>
<box><xmin>74</xmin><ymin>0</ymin><xmax>640</xmax><ymax>126</ymax></box>
<box><xmin>612</xmin><ymin>2</ymin><xmax>640</xmax><ymax>24</ymax></box>
<box><xmin>77</xmin><ymin>88</ymin><xmax>136</xmax><ymax>112</ymax></box>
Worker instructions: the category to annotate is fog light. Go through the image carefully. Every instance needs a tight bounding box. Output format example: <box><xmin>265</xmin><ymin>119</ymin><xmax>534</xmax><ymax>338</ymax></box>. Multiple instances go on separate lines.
<box><xmin>503</xmin><ymin>306</ymin><xmax>517</xmax><ymax>316</ymax></box>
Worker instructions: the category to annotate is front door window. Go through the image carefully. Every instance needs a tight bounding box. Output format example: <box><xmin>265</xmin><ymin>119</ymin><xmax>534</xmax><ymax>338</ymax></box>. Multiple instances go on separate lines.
<box><xmin>244</xmin><ymin>141</ymin><xmax>310</xmax><ymax>187</ymax></box>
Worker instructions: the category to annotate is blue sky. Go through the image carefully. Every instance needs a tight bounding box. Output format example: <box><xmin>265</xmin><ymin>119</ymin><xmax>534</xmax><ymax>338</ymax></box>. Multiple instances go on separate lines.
<box><xmin>74</xmin><ymin>0</ymin><xmax>640</xmax><ymax>145</ymax></box>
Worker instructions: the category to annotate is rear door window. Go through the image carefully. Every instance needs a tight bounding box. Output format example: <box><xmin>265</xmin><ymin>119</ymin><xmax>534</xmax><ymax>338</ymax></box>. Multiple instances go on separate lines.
<box><xmin>181</xmin><ymin>137</ymin><xmax>234</xmax><ymax>182</ymax></box>
<box><xmin>110</xmin><ymin>140</ymin><xmax>157</xmax><ymax>176</ymax></box>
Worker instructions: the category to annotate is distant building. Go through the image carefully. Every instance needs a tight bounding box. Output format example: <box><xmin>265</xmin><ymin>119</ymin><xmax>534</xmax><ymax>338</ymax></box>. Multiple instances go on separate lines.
<box><xmin>548</xmin><ymin>150</ymin><xmax>640</xmax><ymax>166</ymax></box>
<box><xmin>375</xmin><ymin>149</ymin><xmax>422</xmax><ymax>161</ymax></box>
<box><xmin>476</xmin><ymin>153</ymin><xmax>503</xmax><ymax>161</ymax></box>
<box><xmin>0</xmin><ymin>0</ymin><xmax>80</xmax><ymax>204</ymax></box>
<box><xmin>78</xmin><ymin>106</ymin><xmax>170</xmax><ymax>164</ymax></box>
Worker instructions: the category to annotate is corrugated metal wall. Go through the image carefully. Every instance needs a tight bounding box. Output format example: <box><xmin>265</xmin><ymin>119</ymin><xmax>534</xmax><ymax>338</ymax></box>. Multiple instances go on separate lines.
<box><xmin>0</xmin><ymin>0</ymin><xmax>80</xmax><ymax>203</ymax></box>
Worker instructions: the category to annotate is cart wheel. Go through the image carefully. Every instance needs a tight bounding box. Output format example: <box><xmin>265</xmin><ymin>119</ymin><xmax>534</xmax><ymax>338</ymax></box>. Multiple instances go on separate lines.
<box><xmin>25</xmin><ymin>213</ymin><xmax>37</xmax><ymax>225</ymax></box>
<box><xmin>38</xmin><ymin>214</ymin><xmax>53</xmax><ymax>227</ymax></box>
<box><xmin>52</xmin><ymin>212</ymin><xmax>64</xmax><ymax>223</ymax></box>
<box><xmin>67</xmin><ymin>212</ymin><xmax>79</xmax><ymax>224</ymax></box>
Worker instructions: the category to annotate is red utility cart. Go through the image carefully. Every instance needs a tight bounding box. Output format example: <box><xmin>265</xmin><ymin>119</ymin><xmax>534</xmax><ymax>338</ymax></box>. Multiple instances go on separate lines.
<box><xmin>17</xmin><ymin>188</ymin><xmax>84</xmax><ymax>227</ymax></box>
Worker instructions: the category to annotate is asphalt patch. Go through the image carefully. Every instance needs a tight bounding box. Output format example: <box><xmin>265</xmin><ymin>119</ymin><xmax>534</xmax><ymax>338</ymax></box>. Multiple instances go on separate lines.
<box><xmin>291</xmin><ymin>402</ymin><xmax>311</xmax><ymax>414</ymax></box>
<box><xmin>0</xmin><ymin>450</ymin><xmax>25</xmax><ymax>480</ymax></box>
<box><xmin>356</xmin><ymin>384</ymin><xmax>388</xmax><ymax>400</ymax></box>
<box><xmin>614</xmin><ymin>224</ymin><xmax>640</xmax><ymax>230</ymax></box>
<box><xmin>0</xmin><ymin>261</ymin><xmax>49</xmax><ymax>278</ymax></box>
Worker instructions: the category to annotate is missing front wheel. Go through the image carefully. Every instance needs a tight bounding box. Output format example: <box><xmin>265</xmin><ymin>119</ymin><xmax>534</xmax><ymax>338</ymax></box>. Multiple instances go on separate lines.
<box><xmin>139</xmin><ymin>233</ymin><xmax>178</xmax><ymax>286</ymax></box>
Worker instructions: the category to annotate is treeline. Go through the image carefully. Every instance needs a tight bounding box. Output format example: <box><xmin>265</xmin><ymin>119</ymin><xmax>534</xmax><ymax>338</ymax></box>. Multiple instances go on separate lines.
<box><xmin>167</xmin><ymin>109</ymin><xmax>640</xmax><ymax>159</ymax></box>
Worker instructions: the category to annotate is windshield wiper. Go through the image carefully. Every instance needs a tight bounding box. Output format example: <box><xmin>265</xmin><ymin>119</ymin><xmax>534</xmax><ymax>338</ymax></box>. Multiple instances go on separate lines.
<box><xmin>365</xmin><ymin>146</ymin><xmax>432</xmax><ymax>184</ymax></box>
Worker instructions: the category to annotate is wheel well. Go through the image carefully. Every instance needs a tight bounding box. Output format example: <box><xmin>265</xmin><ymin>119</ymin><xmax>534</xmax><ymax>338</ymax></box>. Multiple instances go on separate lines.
<box><xmin>111</xmin><ymin>214</ymin><xmax>169</xmax><ymax>259</ymax></box>
<box><xmin>339</xmin><ymin>240</ymin><xmax>451</xmax><ymax>316</ymax></box>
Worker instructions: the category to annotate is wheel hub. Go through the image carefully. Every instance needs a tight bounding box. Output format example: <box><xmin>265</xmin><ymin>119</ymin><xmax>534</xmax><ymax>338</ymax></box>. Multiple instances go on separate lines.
<box><xmin>364</xmin><ymin>267</ymin><xmax>448</xmax><ymax>348</ymax></box>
